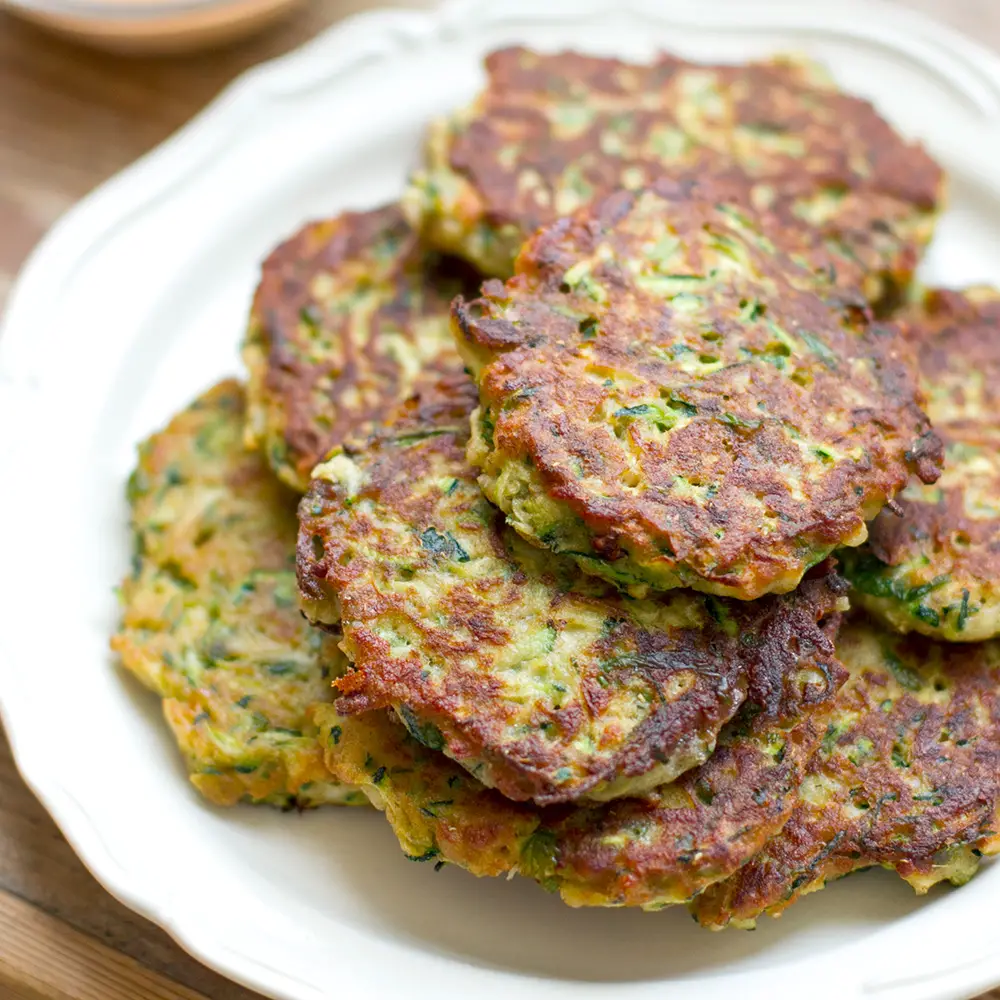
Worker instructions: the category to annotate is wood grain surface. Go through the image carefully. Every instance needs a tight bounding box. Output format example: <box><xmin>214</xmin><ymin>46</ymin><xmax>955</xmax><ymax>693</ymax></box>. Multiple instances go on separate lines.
<box><xmin>1</xmin><ymin>2</ymin><xmax>999</xmax><ymax>998</ymax></box>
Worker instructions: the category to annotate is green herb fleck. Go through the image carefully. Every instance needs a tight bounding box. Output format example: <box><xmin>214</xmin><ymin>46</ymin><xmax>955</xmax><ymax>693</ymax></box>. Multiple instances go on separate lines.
<box><xmin>480</xmin><ymin>409</ymin><xmax>495</xmax><ymax>449</ymax></box>
<box><xmin>799</xmin><ymin>331</ymin><xmax>839</xmax><ymax>369</ymax></box>
<box><xmin>821</xmin><ymin>722</ymin><xmax>845</xmax><ymax>755</ymax></box>
<box><xmin>404</xmin><ymin>846</ymin><xmax>440</xmax><ymax>862</ymax></box>
<box><xmin>694</xmin><ymin>779</ymin><xmax>715</xmax><ymax>806</ymax></box>
<box><xmin>420</xmin><ymin>527</ymin><xmax>470</xmax><ymax>562</ymax></box>
<box><xmin>520</xmin><ymin>829</ymin><xmax>559</xmax><ymax>889</ymax></box>
<box><xmin>883</xmin><ymin>648</ymin><xmax>923</xmax><ymax>692</ymax></box>
<box><xmin>399</xmin><ymin>704</ymin><xmax>446</xmax><ymax>751</ymax></box>
<box><xmin>957</xmin><ymin>589</ymin><xmax>971</xmax><ymax>632</ymax></box>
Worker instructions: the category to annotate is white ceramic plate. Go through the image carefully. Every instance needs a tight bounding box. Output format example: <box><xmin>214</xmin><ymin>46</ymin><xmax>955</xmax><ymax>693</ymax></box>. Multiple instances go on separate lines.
<box><xmin>3</xmin><ymin>3</ymin><xmax>1000</xmax><ymax>998</ymax></box>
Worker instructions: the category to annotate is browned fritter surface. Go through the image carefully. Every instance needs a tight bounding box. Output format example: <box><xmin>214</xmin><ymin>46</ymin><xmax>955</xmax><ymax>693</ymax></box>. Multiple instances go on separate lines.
<box><xmin>694</xmin><ymin>615</ymin><xmax>1000</xmax><ymax>928</ymax></box>
<box><xmin>406</xmin><ymin>46</ymin><xmax>943</xmax><ymax>299</ymax></box>
<box><xmin>316</xmin><ymin>633</ymin><xmax>847</xmax><ymax>906</ymax></box>
<box><xmin>454</xmin><ymin>179</ymin><xmax>941</xmax><ymax>601</ymax></box>
<box><xmin>298</xmin><ymin>380</ymin><xmax>848</xmax><ymax>805</ymax></box>
<box><xmin>909</xmin><ymin>288</ymin><xmax>1000</xmax><ymax>425</ymax></box>
<box><xmin>842</xmin><ymin>287</ymin><xmax>1000</xmax><ymax>640</ymax></box>
<box><xmin>111</xmin><ymin>380</ymin><xmax>364</xmax><ymax>808</ymax></box>
<box><xmin>242</xmin><ymin>204</ymin><xmax>475</xmax><ymax>491</ymax></box>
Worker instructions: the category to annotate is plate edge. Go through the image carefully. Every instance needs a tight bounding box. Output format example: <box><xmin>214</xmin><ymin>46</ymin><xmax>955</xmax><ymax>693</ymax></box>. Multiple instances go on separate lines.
<box><xmin>2</xmin><ymin>3</ymin><xmax>1000</xmax><ymax>999</ymax></box>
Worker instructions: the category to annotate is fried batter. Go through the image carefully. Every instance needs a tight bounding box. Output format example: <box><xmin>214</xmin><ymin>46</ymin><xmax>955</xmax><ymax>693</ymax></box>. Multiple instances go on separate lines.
<box><xmin>298</xmin><ymin>384</ymin><xmax>847</xmax><ymax>805</ymax></box>
<box><xmin>112</xmin><ymin>381</ymin><xmax>366</xmax><ymax>808</ymax></box>
<box><xmin>694</xmin><ymin>615</ymin><xmax>1000</xmax><ymax>929</ymax></box>
<box><xmin>405</xmin><ymin>47</ymin><xmax>943</xmax><ymax>305</ymax></box>
<box><xmin>842</xmin><ymin>288</ymin><xmax>1000</xmax><ymax>640</ymax></box>
<box><xmin>243</xmin><ymin>204</ymin><xmax>474</xmax><ymax>491</ymax></box>
<box><xmin>454</xmin><ymin>179</ymin><xmax>940</xmax><ymax>601</ymax></box>
<box><xmin>315</xmin><ymin>636</ymin><xmax>845</xmax><ymax>909</ymax></box>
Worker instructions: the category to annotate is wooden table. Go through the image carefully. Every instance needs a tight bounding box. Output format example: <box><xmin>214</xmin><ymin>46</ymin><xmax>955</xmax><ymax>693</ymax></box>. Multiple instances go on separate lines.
<box><xmin>1</xmin><ymin>1</ymin><xmax>999</xmax><ymax>997</ymax></box>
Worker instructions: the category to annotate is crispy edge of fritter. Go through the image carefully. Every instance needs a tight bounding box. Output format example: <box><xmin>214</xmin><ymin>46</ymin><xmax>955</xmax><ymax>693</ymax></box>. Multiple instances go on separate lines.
<box><xmin>243</xmin><ymin>218</ymin><xmax>352</xmax><ymax>491</ymax></box>
<box><xmin>111</xmin><ymin>379</ymin><xmax>365</xmax><ymax>808</ymax></box>
<box><xmin>692</xmin><ymin>616</ymin><xmax>1000</xmax><ymax>929</ymax></box>
<box><xmin>842</xmin><ymin>287</ymin><xmax>1000</xmax><ymax>641</ymax></box>
<box><xmin>242</xmin><ymin>205</ymin><xmax>470</xmax><ymax>492</ymax></box>
<box><xmin>843</xmin><ymin>450</ymin><xmax>1000</xmax><ymax>641</ymax></box>
<box><xmin>316</xmin><ymin>631</ymin><xmax>847</xmax><ymax>908</ymax></box>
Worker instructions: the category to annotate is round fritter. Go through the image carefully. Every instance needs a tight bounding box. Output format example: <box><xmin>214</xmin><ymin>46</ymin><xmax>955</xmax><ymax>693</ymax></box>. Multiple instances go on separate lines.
<box><xmin>242</xmin><ymin>204</ymin><xmax>475</xmax><ymax>492</ymax></box>
<box><xmin>315</xmin><ymin>642</ymin><xmax>846</xmax><ymax>909</ymax></box>
<box><xmin>453</xmin><ymin>179</ymin><xmax>941</xmax><ymax>602</ymax></box>
<box><xmin>298</xmin><ymin>389</ymin><xmax>848</xmax><ymax>805</ymax></box>
<box><xmin>111</xmin><ymin>380</ymin><xmax>366</xmax><ymax>809</ymax></box>
<box><xmin>841</xmin><ymin>288</ymin><xmax>1000</xmax><ymax>641</ymax></box>
<box><xmin>404</xmin><ymin>46</ymin><xmax>943</xmax><ymax>304</ymax></box>
<box><xmin>693</xmin><ymin>615</ymin><xmax>1000</xmax><ymax>929</ymax></box>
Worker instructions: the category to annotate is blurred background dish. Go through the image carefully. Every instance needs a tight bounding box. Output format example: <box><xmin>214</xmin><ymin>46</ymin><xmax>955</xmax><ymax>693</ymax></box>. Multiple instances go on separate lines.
<box><xmin>3</xmin><ymin>0</ymin><xmax>303</xmax><ymax>52</ymax></box>
<box><xmin>4</xmin><ymin>0</ymin><xmax>305</xmax><ymax>53</ymax></box>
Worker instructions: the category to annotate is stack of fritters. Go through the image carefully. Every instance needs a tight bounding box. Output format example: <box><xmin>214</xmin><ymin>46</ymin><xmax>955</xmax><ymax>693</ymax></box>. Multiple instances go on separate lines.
<box><xmin>113</xmin><ymin>45</ymin><xmax>1000</xmax><ymax>928</ymax></box>
<box><xmin>404</xmin><ymin>47</ymin><xmax>941</xmax><ymax>307</ymax></box>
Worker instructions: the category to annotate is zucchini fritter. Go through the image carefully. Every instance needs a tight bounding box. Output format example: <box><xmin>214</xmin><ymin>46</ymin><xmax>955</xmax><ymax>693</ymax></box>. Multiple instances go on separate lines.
<box><xmin>454</xmin><ymin>179</ymin><xmax>941</xmax><ymax>602</ymax></box>
<box><xmin>694</xmin><ymin>616</ymin><xmax>1000</xmax><ymax>929</ymax></box>
<box><xmin>298</xmin><ymin>387</ymin><xmax>847</xmax><ymax>805</ymax></box>
<box><xmin>405</xmin><ymin>46</ymin><xmax>943</xmax><ymax>302</ymax></box>
<box><xmin>842</xmin><ymin>288</ymin><xmax>1000</xmax><ymax>641</ymax></box>
<box><xmin>111</xmin><ymin>381</ymin><xmax>366</xmax><ymax>809</ymax></box>
<box><xmin>242</xmin><ymin>204</ymin><xmax>473</xmax><ymax>492</ymax></box>
<box><xmin>314</xmin><ymin>640</ymin><xmax>846</xmax><ymax>909</ymax></box>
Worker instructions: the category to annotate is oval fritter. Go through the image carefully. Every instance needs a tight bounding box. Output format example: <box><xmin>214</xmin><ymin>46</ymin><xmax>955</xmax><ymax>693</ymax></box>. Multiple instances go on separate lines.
<box><xmin>841</xmin><ymin>288</ymin><xmax>1000</xmax><ymax>641</ymax></box>
<box><xmin>693</xmin><ymin>615</ymin><xmax>1000</xmax><ymax>929</ymax></box>
<box><xmin>453</xmin><ymin>179</ymin><xmax>941</xmax><ymax>602</ymax></box>
<box><xmin>242</xmin><ymin>204</ymin><xmax>475</xmax><ymax>492</ymax></box>
<box><xmin>315</xmin><ymin>643</ymin><xmax>846</xmax><ymax>909</ymax></box>
<box><xmin>298</xmin><ymin>388</ymin><xmax>847</xmax><ymax>805</ymax></box>
<box><xmin>111</xmin><ymin>380</ymin><xmax>366</xmax><ymax>809</ymax></box>
<box><xmin>405</xmin><ymin>46</ymin><xmax>943</xmax><ymax>304</ymax></box>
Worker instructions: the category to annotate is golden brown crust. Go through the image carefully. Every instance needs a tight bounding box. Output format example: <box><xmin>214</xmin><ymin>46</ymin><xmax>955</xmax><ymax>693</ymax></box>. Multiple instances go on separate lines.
<box><xmin>454</xmin><ymin>179</ymin><xmax>940</xmax><ymax>600</ymax></box>
<box><xmin>317</xmin><ymin>637</ymin><xmax>847</xmax><ymax>907</ymax></box>
<box><xmin>243</xmin><ymin>204</ymin><xmax>475</xmax><ymax>491</ymax></box>
<box><xmin>842</xmin><ymin>288</ymin><xmax>1000</xmax><ymax>640</ymax></box>
<box><xmin>694</xmin><ymin>615</ymin><xmax>1000</xmax><ymax>928</ymax></box>
<box><xmin>547</xmin><ymin>703</ymin><xmax>832</xmax><ymax>906</ymax></box>
<box><xmin>406</xmin><ymin>46</ymin><xmax>943</xmax><ymax>295</ymax></box>
<box><xmin>298</xmin><ymin>381</ymin><xmax>848</xmax><ymax>805</ymax></box>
